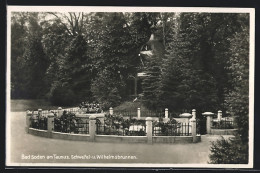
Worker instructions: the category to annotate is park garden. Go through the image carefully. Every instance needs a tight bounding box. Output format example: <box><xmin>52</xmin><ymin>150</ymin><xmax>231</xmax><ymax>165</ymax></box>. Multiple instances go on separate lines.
<box><xmin>11</xmin><ymin>12</ymin><xmax>249</xmax><ymax>164</ymax></box>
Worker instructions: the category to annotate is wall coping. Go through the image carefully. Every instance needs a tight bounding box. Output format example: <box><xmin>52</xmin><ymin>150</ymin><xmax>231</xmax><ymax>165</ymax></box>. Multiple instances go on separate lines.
<box><xmin>52</xmin><ymin>131</ymin><xmax>90</xmax><ymax>136</ymax></box>
<box><xmin>96</xmin><ymin>135</ymin><xmax>147</xmax><ymax>138</ymax></box>
<box><xmin>29</xmin><ymin>128</ymin><xmax>47</xmax><ymax>132</ymax></box>
<box><xmin>27</xmin><ymin>127</ymin><xmax>197</xmax><ymax>143</ymax></box>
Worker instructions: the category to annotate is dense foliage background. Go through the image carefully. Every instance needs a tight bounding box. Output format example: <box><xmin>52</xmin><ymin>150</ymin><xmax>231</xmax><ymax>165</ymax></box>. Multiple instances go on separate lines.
<box><xmin>11</xmin><ymin>12</ymin><xmax>250</xmax><ymax>163</ymax></box>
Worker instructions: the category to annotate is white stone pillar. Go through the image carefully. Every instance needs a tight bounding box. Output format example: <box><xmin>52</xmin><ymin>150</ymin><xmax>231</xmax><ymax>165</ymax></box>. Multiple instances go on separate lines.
<box><xmin>26</xmin><ymin>110</ymin><xmax>32</xmax><ymax>133</ymax></box>
<box><xmin>146</xmin><ymin>117</ymin><xmax>153</xmax><ymax>144</ymax></box>
<box><xmin>190</xmin><ymin>119</ymin><xmax>197</xmax><ymax>143</ymax></box>
<box><xmin>218</xmin><ymin>110</ymin><xmax>222</xmax><ymax>121</ymax></box>
<box><xmin>192</xmin><ymin>109</ymin><xmax>196</xmax><ymax>120</ymax></box>
<box><xmin>47</xmin><ymin>112</ymin><xmax>54</xmax><ymax>137</ymax></box>
<box><xmin>89</xmin><ymin>115</ymin><xmax>96</xmax><ymax>142</ymax></box>
<box><xmin>165</xmin><ymin>108</ymin><xmax>169</xmax><ymax>119</ymax></box>
<box><xmin>137</xmin><ymin>108</ymin><xmax>141</xmax><ymax>119</ymax></box>
<box><xmin>163</xmin><ymin>108</ymin><xmax>170</xmax><ymax>122</ymax></box>
<box><xmin>109</xmin><ymin>107</ymin><xmax>113</xmax><ymax>115</ymax></box>
<box><xmin>202</xmin><ymin>112</ymin><xmax>214</xmax><ymax>134</ymax></box>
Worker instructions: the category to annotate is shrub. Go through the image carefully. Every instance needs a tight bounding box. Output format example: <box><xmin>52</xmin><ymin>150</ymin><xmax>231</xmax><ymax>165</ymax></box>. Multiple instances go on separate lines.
<box><xmin>209</xmin><ymin>136</ymin><xmax>248</xmax><ymax>164</ymax></box>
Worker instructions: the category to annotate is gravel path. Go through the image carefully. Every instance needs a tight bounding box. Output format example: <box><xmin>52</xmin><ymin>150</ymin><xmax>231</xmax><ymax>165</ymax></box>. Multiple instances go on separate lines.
<box><xmin>7</xmin><ymin>112</ymin><xmax>234</xmax><ymax>166</ymax></box>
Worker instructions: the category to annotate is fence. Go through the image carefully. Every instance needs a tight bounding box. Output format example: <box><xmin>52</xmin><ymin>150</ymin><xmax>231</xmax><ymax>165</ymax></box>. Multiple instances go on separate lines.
<box><xmin>211</xmin><ymin>118</ymin><xmax>234</xmax><ymax>129</ymax></box>
<box><xmin>113</xmin><ymin>110</ymin><xmax>136</xmax><ymax>118</ymax></box>
<box><xmin>26</xmin><ymin>107</ymin><xmax>199</xmax><ymax>143</ymax></box>
<box><xmin>113</xmin><ymin>110</ymin><xmax>164</xmax><ymax>118</ymax></box>
<box><xmin>153</xmin><ymin>122</ymin><xmax>191</xmax><ymax>136</ymax></box>
<box><xmin>30</xmin><ymin>111</ymin><xmax>47</xmax><ymax>130</ymax></box>
<box><xmin>95</xmin><ymin>116</ymin><xmax>146</xmax><ymax>136</ymax></box>
<box><xmin>62</xmin><ymin>108</ymin><xmax>81</xmax><ymax>114</ymax></box>
<box><xmin>29</xmin><ymin>108</ymin><xmax>89</xmax><ymax>133</ymax></box>
<box><xmin>53</xmin><ymin>117</ymin><xmax>89</xmax><ymax>134</ymax></box>
<box><xmin>202</xmin><ymin>111</ymin><xmax>236</xmax><ymax>135</ymax></box>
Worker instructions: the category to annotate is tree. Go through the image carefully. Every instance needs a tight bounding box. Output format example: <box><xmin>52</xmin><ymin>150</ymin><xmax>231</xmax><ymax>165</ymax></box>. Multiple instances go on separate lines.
<box><xmin>89</xmin><ymin>12</ymin><xmax>157</xmax><ymax>105</ymax></box>
<box><xmin>22</xmin><ymin>13</ymin><xmax>50</xmax><ymax>99</ymax></box>
<box><xmin>41</xmin><ymin>12</ymin><xmax>93</xmax><ymax>105</ymax></box>
<box><xmin>11</xmin><ymin>12</ymin><xmax>28</xmax><ymax>98</ymax></box>
<box><xmin>64</xmin><ymin>34</ymin><xmax>93</xmax><ymax>101</ymax></box>
<box><xmin>91</xmin><ymin>68</ymin><xmax>124</xmax><ymax>108</ymax></box>
<box><xmin>226</xmin><ymin>14</ymin><xmax>249</xmax><ymax>145</ymax></box>
<box><xmin>158</xmin><ymin>13</ymin><xmax>220</xmax><ymax>113</ymax></box>
<box><xmin>209</xmin><ymin>13</ymin><xmax>249</xmax><ymax>164</ymax></box>
<box><xmin>142</xmin><ymin>54</ymin><xmax>163</xmax><ymax>110</ymax></box>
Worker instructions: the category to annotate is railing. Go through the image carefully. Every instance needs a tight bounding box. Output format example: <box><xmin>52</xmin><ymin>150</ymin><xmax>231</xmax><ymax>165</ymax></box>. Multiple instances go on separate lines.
<box><xmin>80</xmin><ymin>108</ymin><xmax>102</xmax><ymax>114</ymax></box>
<box><xmin>62</xmin><ymin>108</ymin><xmax>81</xmax><ymax>114</ymax></box>
<box><xmin>113</xmin><ymin>110</ymin><xmax>136</xmax><ymax>118</ymax></box>
<box><xmin>211</xmin><ymin>118</ymin><xmax>234</xmax><ymax>129</ymax></box>
<box><xmin>113</xmin><ymin>110</ymin><xmax>165</xmax><ymax>118</ymax></box>
<box><xmin>153</xmin><ymin>120</ymin><xmax>191</xmax><ymax>136</ymax></box>
<box><xmin>29</xmin><ymin>111</ymin><xmax>47</xmax><ymax>130</ymax></box>
<box><xmin>26</xmin><ymin>108</ymin><xmax>200</xmax><ymax>143</ymax></box>
<box><xmin>95</xmin><ymin>115</ymin><xmax>146</xmax><ymax>136</ymax></box>
<box><xmin>53</xmin><ymin>116</ymin><xmax>89</xmax><ymax>134</ymax></box>
<box><xmin>142</xmin><ymin>110</ymin><xmax>164</xmax><ymax>117</ymax></box>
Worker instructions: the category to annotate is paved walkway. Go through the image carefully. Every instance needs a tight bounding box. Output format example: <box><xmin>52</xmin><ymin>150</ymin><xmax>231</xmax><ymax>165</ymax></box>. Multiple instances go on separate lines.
<box><xmin>7</xmin><ymin>112</ymin><xmax>234</xmax><ymax>165</ymax></box>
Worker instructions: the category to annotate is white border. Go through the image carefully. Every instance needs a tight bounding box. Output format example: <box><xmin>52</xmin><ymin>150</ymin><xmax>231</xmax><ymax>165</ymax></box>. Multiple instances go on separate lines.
<box><xmin>6</xmin><ymin>6</ymin><xmax>255</xmax><ymax>168</ymax></box>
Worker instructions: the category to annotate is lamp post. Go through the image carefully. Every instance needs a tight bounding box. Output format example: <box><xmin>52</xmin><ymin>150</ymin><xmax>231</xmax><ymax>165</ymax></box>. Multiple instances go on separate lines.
<box><xmin>134</xmin><ymin>74</ymin><xmax>137</xmax><ymax>97</ymax></box>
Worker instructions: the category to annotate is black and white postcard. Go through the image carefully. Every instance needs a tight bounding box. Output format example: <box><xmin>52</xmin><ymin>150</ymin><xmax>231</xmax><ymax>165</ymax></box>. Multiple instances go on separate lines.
<box><xmin>6</xmin><ymin>6</ymin><xmax>255</xmax><ymax>168</ymax></box>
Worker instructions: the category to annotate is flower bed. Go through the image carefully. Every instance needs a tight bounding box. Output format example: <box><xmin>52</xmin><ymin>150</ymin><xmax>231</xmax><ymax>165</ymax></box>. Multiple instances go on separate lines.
<box><xmin>29</xmin><ymin>111</ymin><xmax>47</xmax><ymax>130</ymax></box>
<box><xmin>153</xmin><ymin>118</ymin><xmax>191</xmax><ymax>136</ymax></box>
<box><xmin>96</xmin><ymin>114</ymin><xmax>146</xmax><ymax>136</ymax></box>
<box><xmin>53</xmin><ymin>111</ymin><xmax>89</xmax><ymax>134</ymax></box>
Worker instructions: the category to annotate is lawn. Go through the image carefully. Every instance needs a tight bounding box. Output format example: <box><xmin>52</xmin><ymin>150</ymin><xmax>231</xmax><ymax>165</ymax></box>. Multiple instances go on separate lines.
<box><xmin>10</xmin><ymin>99</ymin><xmax>64</xmax><ymax>112</ymax></box>
<box><xmin>113</xmin><ymin>101</ymin><xmax>149</xmax><ymax>112</ymax></box>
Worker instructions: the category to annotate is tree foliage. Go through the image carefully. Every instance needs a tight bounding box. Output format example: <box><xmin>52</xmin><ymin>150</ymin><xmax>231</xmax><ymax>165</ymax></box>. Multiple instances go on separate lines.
<box><xmin>209</xmin><ymin>14</ymin><xmax>249</xmax><ymax>164</ymax></box>
<box><xmin>142</xmin><ymin>54</ymin><xmax>163</xmax><ymax>110</ymax></box>
<box><xmin>11</xmin><ymin>12</ymin><xmax>28</xmax><ymax>98</ymax></box>
<box><xmin>21</xmin><ymin>13</ymin><xmax>50</xmax><ymax>99</ymax></box>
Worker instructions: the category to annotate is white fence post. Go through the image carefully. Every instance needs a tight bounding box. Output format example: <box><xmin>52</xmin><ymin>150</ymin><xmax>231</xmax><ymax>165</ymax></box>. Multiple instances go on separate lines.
<box><xmin>218</xmin><ymin>110</ymin><xmax>222</xmax><ymax>121</ymax></box>
<box><xmin>163</xmin><ymin>108</ymin><xmax>170</xmax><ymax>122</ymax></box>
<box><xmin>146</xmin><ymin>117</ymin><xmax>153</xmax><ymax>144</ymax></box>
<box><xmin>109</xmin><ymin>107</ymin><xmax>113</xmax><ymax>115</ymax></box>
<box><xmin>137</xmin><ymin>108</ymin><xmax>141</xmax><ymax>119</ymax></box>
<box><xmin>47</xmin><ymin>112</ymin><xmax>54</xmax><ymax>137</ymax></box>
<box><xmin>165</xmin><ymin>108</ymin><xmax>169</xmax><ymax>119</ymax></box>
<box><xmin>190</xmin><ymin>118</ymin><xmax>197</xmax><ymax>143</ymax></box>
<box><xmin>89</xmin><ymin>115</ymin><xmax>96</xmax><ymax>142</ymax></box>
<box><xmin>192</xmin><ymin>109</ymin><xmax>196</xmax><ymax>120</ymax></box>
<box><xmin>202</xmin><ymin>112</ymin><xmax>214</xmax><ymax>134</ymax></box>
<box><xmin>26</xmin><ymin>110</ymin><xmax>32</xmax><ymax>133</ymax></box>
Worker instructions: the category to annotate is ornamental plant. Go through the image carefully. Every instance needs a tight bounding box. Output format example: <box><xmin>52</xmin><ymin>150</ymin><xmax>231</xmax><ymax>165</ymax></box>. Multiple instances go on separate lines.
<box><xmin>209</xmin><ymin>136</ymin><xmax>248</xmax><ymax>164</ymax></box>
